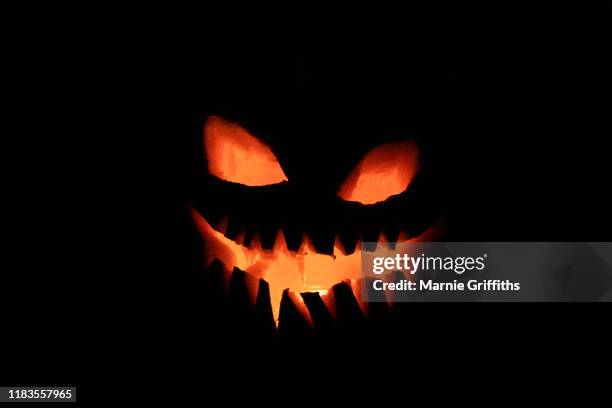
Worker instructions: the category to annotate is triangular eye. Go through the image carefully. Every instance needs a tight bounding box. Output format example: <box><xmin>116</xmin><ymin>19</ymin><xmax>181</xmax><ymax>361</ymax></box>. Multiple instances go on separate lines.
<box><xmin>204</xmin><ymin>115</ymin><xmax>288</xmax><ymax>186</ymax></box>
<box><xmin>337</xmin><ymin>141</ymin><xmax>419</xmax><ymax>205</ymax></box>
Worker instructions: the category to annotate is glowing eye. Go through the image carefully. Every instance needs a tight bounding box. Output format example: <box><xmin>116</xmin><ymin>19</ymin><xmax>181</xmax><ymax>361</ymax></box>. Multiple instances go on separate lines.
<box><xmin>204</xmin><ymin>115</ymin><xmax>288</xmax><ymax>186</ymax></box>
<box><xmin>337</xmin><ymin>141</ymin><xmax>419</xmax><ymax>205</ymax></box>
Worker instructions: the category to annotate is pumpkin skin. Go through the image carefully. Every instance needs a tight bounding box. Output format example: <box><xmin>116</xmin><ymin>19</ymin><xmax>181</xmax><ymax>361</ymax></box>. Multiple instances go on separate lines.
<box><xmin>186</xmin><ymin>48</ymin><xmax>448</xmax><ymax>335</ymax></box>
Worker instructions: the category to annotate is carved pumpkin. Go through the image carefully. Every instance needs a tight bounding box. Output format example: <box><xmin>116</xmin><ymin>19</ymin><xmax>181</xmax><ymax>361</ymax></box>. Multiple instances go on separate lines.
<box><xmin>190</xmin><ymin>114</ymin><xmax>442</xmax><ymax>332</ymax></box>
<box><xmin>183</xmin><ymin>45</ymin><xmax>450</xmax><ymax>334</ymax></box>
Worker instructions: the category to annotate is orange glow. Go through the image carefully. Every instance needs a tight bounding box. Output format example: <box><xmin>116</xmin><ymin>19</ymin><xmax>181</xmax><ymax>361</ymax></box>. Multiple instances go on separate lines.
<box><xmin>337</xmin><ymin>141</ymin><xmax>420</xmax><ymax>205</ymax></box>
<box><xmin>204</xmin><ymin>115</ymin><xmax>288</xmax><ymax>186</ymax></box>
<box><xmin>191</xmin><ymin>207</ymin><xmax>438</xmax><ymax>324</ymax></box>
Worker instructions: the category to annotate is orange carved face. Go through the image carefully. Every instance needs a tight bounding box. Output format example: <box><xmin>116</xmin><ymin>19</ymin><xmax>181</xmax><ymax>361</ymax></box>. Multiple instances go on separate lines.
<box><xmin>191</xmin><ymin>115</ymin><xmax>440</xmax><ymax>322</ymax></box>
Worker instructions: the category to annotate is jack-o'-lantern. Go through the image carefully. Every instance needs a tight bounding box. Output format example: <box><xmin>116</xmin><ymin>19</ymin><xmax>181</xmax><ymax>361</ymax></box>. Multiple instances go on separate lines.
<box><xmin>187</xmin><ymin>48</ymin><xmax>445</xmax><ymax>334</ymax></box>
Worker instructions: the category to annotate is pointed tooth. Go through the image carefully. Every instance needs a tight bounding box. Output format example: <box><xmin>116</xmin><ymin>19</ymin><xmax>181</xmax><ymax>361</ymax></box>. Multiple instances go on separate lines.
<box><xmin>259</xmin><ymin>222</ymin><xmax>277</xmax><ymax>250</ymax></box>
<box><xmin>194</xmin><ymin>206</ymin><xmax>224</xmax><ymax>232</ymax></box>
<box><xmin>377</xmin><ymin>231</ymin><xmax>389</xmax><ymax>249</ymax></box>
<box><xmin>225</xmin><ymin>216</ymin><xmax>244</xmax><ymax>240</ymax></box>
<box><xmin>215</xmin><ymin>216</ymin><xmax>228</xmax><ymax>236</ymax></box>
<box><xmin>362</xmin><ymin>227</ymin><xmax>379</xmax><ymax>246</ymax></box>
<box><xmin>408</xmin><ymin>224</ymin><xmax>439</xmax><ymax>242</ymax></box>
<box><xmin>190</xmin><ymin>206</ymin><xmax>212</xmax><ymax>236</ymax></box>
<box><xmin>382</xmin><ymin>226</ymin><xmax>400</xmax><ymax>250</ymax></box>
<box><xmin>273</xmin><ymin>229</ymin><xmax>288</xmax><ymax>253</ymax></box>
<box><xmin>333</xmin><ymin>235</ymin><xmax>346</xmax><ymax>257</ymax></box>
<box><xmin>311</xmin><ymin>229</ymin><xmax>334</xmax><ymax>256</ymax></box>
<box><xmin>397</xmin><ymin>230</ymin><xmax>410</xmax><ymax>243</ymax></box>
<box><xmin>338</xmin><ymin>229</ymin><xmax>359</xmax><ymax>255</ymax></box>
<box><xmin>244</xmin><ymin>227</ymin><xmax>256</xmax><ymax>248</ymax></box>
<box><xmin>299</xmin><ymin>233</ymin><xmax>316</xmax><ymax>254</ymax></box>
<box><xmin>234</xmin><ymin>229</ymin><xmax>246</xmax><ymax>246</ymax></box>
<box><xmin>331</xmin><ymin>281</ymin><xmax>365</xmax><ymax>321</ymax></box>
<box><xmin>283</xmin><ymin>225</ymin><xmax>303</xmax><ymax>252</ymax></box>
<box><xmin>249</xmin><ymin>232</ymin><xmax>262</xmax><ymax>251</ymax></box>
<box><xmin>342</xmin><ymin>234</ymin><xmax>362</xmax><ymax>255</ymax></box>
<box><xmin>352</xmin><ymin>237</ymin><xmax>363</xmax><ymax>254</ymax></box>
<box><xmin>358</xmin><ymin>229</ymin><xmax>378</xmax><ymax>252</ymax></box>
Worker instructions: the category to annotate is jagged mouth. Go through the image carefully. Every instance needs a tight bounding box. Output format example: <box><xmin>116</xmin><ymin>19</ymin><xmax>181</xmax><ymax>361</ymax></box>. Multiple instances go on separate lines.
<box><xmin>191</xmin><ymin>206</ymin><xmax>439</xmax><ymax>323</ymax></box>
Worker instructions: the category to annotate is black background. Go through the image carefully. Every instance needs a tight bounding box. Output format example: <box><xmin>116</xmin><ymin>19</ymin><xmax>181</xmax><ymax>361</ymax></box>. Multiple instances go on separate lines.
<box><xmin>158</xmin><ymin>4</ymin><xmax>611</xmax><ymax>384</ymax></box>
<box><xmin>3</xmin><ymin>3</ymin><xmax>611</xmax><ymax>401</ymax></box>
